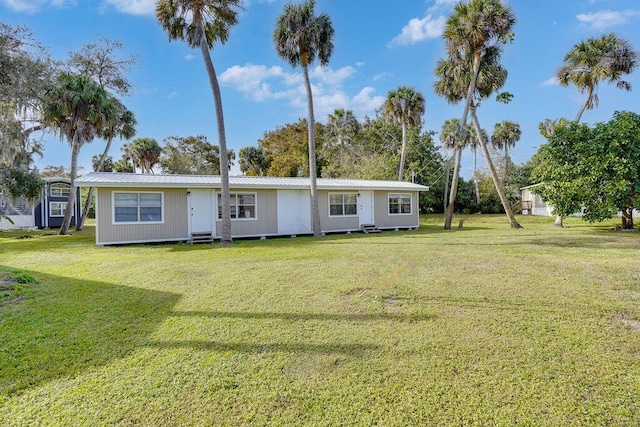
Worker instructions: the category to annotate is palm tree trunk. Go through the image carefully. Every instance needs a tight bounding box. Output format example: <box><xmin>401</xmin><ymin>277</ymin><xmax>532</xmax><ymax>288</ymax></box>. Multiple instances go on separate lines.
<box><xmin>77</xmin><ymin>139</ymin><xmax>114</xmax><ymax>231</ymax></box>
<box><xmin>444</xmin><ymin>51</ymin><xmax>481</xmax><ymax>230</ymax></box>
<box><xmin>59</xmin><ymin>136</ymin><xmax>81</xmax><ymax>235</ymax></box>
<box><xmin>302</xmin><ymin>63</ymin><xmax>322</xmax><ymax>237</ymax></box>
<box><xmin>470</xmin><ymin>109</ymin><xmax>522</xmax><ymax>229</ymax></box>
<box><xmin>444</xmin><ymin>146</ymin><xmax>462</xmax><ymax>230</ymax></box>
<box><xmin>200</xmin><ymin>26</ymin><xmax>232</xmax><ymax>246</ymax></box>
<box><xmin>575</xmin><ymin>86</ymin><xmax>594</xmax><ymax>123</ymax></box>
<box><xmin>443</xmin><ymin>154</ymin><xmax>451</xmax><ymax>214</ymax></box>
<box><xmin>473</xmin><ymin>146</ymin><xmax>480</xmax><ymax>206</ymax></box>
<box><xmin>398</xmin><ymin>121</ymin><xmax>407</xmax><ymax>181</ymax></box>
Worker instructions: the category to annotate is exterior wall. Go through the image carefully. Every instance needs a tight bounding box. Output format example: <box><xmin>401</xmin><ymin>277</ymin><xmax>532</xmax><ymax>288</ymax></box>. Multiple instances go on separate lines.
<box><xmin>96</xmin><ymin>187</ymin><xmax>188</xmax><ymax>245</ymax></box>
<box><xmin>0</xmin><ymin>194</ymin><xmax>36</xmax><ymax>230</ymax></box>
<box><xmin>215</xmin><ymin>189</ymin><xmax>278</xmax><ymax>237</ymax></box>
<box><xmin>373</xmin><ymin>191</ymin><xmax>420</xmax><ymax>229</ymax></box>
<box><xmin>318</xmin><ymin>190</ymin><xmax>359</xmax><ymax>232</ymax></box>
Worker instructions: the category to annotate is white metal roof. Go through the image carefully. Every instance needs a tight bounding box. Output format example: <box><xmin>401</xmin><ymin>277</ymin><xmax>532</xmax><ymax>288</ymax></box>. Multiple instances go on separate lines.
<box><xmin>75</xmin><ymin>172</ymin><xmax>429</xmax><ymax>191</ymax></box>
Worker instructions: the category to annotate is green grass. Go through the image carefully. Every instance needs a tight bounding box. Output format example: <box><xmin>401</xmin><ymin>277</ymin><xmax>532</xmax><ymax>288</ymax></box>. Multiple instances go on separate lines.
<box><xmin>1</xmin><ymin>215</ymin><xmax>639</xmax><ymax>425</ymax></box>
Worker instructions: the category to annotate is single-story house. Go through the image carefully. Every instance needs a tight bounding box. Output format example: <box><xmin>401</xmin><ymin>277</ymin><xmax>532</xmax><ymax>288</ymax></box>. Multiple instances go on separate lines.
<box><xmin>0</xmin><ymin>177</ymin><xmax>81</xmax><ymax>230</ymax></box>
<box><xmin>75</xmin><ymin>172</ymin><xmax>429</xmax><ymax>246</ymax></box>
<box><xmin>519</xmin><ymin>184</ymin><xmax>553</xmax><ymax>216</ymax></box>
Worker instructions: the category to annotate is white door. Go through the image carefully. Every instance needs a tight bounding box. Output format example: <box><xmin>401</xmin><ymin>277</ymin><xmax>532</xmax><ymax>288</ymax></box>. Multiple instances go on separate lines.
<box><xmin>277</xmin><ymin>190</ymin><xmax>311</xmax><ymax>235</ymax></box>
<box><xmin>188</xmin><ymin>189</ymin><xmax>214</xmax><ymax>234</ymax></box>
<box><xmin>358</xmin><ymin>191</ymin><xmax>374</xmax><ymax>226</ymax></box>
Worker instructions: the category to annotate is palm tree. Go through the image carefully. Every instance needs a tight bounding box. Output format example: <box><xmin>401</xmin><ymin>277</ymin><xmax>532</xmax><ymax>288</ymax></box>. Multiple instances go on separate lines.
<box><xmin>41</xmin><ymin>73</ymin><xmax>123</xmax><ymax>235</ymax></box>
<box><xmin>326</xmin><ymin>108</ymin><xmax>359</xmax><ymax>148</ymax></box>
<box><xmin>383</xmin><ymin>87</ymin><xmax>425</xmax><ymax>181</ymax></box>
<box><xmin>274</xmin><ymin>0</ymin><xmax>334</xmax><ymax>237</ymax></box>
<box><xmin>438</xmin><ymin>0</ymin><xmax>517</xmax><ymax>229</ymax></box>
<box><xmin>439</xmin><ymin>118</ymin><xmax>476</xmax><ymax>206</ymax></box>
<box><xmin>128</xmin><ymin>138</ymin><xmax>161</xmax><ymax>173</ymax></box>
<box><xmin>156</xmin><ymin>0</ymin><xmax>242</xmax><ymax>246</ymax></box>
<box><xmin>76</xmin><ymin>101</ymin><xmax>136</xmax><ymax>231</ymax></box>
<box><xmin>557</xmin><ymin>33</ymin><xmax>637</xmax><ymax>123</ymax></box>
<box><xmin>491</xmin><ymin>120</ymin><xmax>521</xmax><ymax>178</ymax></box>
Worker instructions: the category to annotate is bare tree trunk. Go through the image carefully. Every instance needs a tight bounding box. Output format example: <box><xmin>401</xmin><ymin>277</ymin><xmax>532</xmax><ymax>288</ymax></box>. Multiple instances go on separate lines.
<box><xmin>59</xmin><ymin>136</ymin><xmax>81</xmax><ymax>235</ymax></box>
<box><xmin>444</xmin><ymin>147</ymin><xmax>462</xmax><ymax>230</ymax></box>
<box><xmin>470</xmin><ymin>109</ymin><xmax>522</xmax><ymax>229</ymax></box>
<box><xmin>302</xmin><ymin>64</ymin><xmax>322</xmax><ymax>237</ymax></box>
<box><xmin>473</xmin><ymin>146</ymin><xmax>480</xmax><ymax>206</ymax></box>
<box><xmin>398</xmin><ymin>121</ymin><xmax>407</xmax><ymax>181</ymax></box>
<box><xmin>200</xmin><ymin>27</ymin><xmax>232</xmax><ymax>246</ymax></box>
<box><xmin>622</xmin><ymin>204</ymin><xmax>634</xmax><ymax>229</ymax></box>
<box><xmin>443</xmin><ymin>154</ymin><xmax>451</xmax><ymax>214</ymax></box>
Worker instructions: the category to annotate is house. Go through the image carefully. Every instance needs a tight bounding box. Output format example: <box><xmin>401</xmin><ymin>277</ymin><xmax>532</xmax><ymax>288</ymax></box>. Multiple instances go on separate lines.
<box><xmin>74</xmin><ymin>172</ymin><xmax>429</xmax><ymax>246</ymax></box>
<box><xmin>0</xmin><ymin>177</ymin><xmax>81</xmax><ymax>230</ymax></box>
<box><xmin>519</xmin><ymin>184</ymin><xmax>554</xmax><ymax>216</ymax></box>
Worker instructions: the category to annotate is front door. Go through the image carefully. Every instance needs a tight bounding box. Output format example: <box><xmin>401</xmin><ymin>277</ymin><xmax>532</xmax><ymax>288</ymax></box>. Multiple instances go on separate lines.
<box><xmin>358</xmin><ymin>191</ymin><xmax>374</xmax><ymax>226</ymax></box>
<box><xmin>188</xmin><ymin>189</ymin><xmax>214</xmax><ymax>235</ymax></box>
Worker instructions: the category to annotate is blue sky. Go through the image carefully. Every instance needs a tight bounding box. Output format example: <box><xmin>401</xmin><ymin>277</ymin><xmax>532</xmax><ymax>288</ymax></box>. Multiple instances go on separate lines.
<box><xmin>2</xmin><ymin>0</ymin><xmax>639</xmax><ymax>179</ymax></box>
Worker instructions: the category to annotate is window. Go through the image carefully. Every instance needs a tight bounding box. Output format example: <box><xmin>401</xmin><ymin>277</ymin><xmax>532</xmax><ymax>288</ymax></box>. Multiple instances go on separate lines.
<box><xmin>388</xmin><ymin>193</ymin><xmax>412</xmax><ymax>215</ymax></box>
<box><xmin>218</xmin><ymin>193</ymin><xmax>256</xmax><ymax>219</ymax></box>
<box><xmin>50</xmin><ymin>183</ymin><xmax>70</xmax><ymax>197</ymax></box>
<box><xmin>50</xmin><ymin>202</ymin><xmax>69</xmax><ymax>217</ymax></box>
<box><xmin>329</xmin><ymin>193</ymin><xmax>357</xmax><ymax>216</ymax></box>
<box><xmin>113</xmin><ymin>192</ymin><xmax>163</xmax><ymax>223</ymax></box>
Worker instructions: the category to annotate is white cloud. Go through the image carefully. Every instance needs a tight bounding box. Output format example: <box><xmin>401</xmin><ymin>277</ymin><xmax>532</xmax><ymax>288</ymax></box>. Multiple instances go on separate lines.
<box><xmin>577</xmin><ymin>9</ymin><xmax>640</xmax><ymax>30</ymax></box>
<box><xmin>540</xmin><ymin>76</ymin><xmax>559</xmax><ymax>87</ymax></box>
<box><xmin>101</xmin><ymin>0</ymin><xmax>156</xmax><ymax>16</ymax></box>
<box><xmin>389</xmin><ymin>0</ymin><xmax>457</xmax><ymax>46</ymax></box>
<box><xmin>220</xmin><ymin>63</ymin><xmax>383</xmax><ymax>119</ymax></box>
<box><xmin>390</xmin><ymin>15</ymin><xmax>447</xmax><ymax>46</ymax></box>
<box><xmin>184</xmin><ymin>54</ymin><xmax>197</xmax><ymax>61</ymax></box>
<box><xmin>0</xmin><ymin>0</ymin><xmax>75</xmax><ymax>13</ymax></box>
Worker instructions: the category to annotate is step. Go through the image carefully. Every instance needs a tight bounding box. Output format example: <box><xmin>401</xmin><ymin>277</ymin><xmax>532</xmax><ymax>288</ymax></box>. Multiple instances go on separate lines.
<box><xmin>361</xmin><ymin>224</ymin><xmax>380</xmax><ymax>234</ymax></box>
<box><xmin>190</xmin><ymin>232</ymin><xmax>213</xmax><ymax>243</ymax></box>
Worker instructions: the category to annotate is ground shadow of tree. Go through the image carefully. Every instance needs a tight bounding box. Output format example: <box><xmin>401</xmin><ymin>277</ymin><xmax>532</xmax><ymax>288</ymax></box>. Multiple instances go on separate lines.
<box><xmin>0</xmin><ymin>268</ymin><xmax>181</xmax><ymax>397</ymax></box>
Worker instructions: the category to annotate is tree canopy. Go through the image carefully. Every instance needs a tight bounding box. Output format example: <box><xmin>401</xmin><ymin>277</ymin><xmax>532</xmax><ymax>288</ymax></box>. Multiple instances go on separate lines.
<box><xmin>533</xmin><ymin>110</ymin><xmax>640</xmax><ymax>229</ymax></box>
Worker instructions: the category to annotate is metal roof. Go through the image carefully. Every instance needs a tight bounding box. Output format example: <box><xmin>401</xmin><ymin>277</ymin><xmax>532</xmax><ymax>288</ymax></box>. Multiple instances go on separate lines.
<box><xmin>75</xmin><ymin>172</ymin><xmax>429</xmax><ymax>191</ymax></box>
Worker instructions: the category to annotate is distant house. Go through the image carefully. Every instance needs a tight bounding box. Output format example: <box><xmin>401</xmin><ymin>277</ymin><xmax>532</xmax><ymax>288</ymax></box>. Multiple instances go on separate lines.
<box><xmin>519</xmin><ymin>184</ymin><xmax>553</xmax><ymax>216</ymax></box>
<box><xmin>0</xmin><ymin>177</ymin><xmax>81</xmax><ymax>230</ymax></box>
<box><xmin>75</xmin><ymin>172</ymin><xmax>429</xmax><ymax>246</ymax></box>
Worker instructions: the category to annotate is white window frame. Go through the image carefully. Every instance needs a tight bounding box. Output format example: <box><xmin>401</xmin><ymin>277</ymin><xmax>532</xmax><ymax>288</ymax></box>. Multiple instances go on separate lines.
<box><xmin>49</xmin><ymin>201</ymin><xmax>71</xmax><ymax>217</ymax></box>
<box><xmin>328</xmin><ymin>192</ymin><xmax>358</xmax><ymax>217</ymax></box>
<box><xmin>112</xmin><ymin>191</ymin><xmax>164</xmax><ymax>225</ymax></box>
<box><xmin>388</xmin><ymin>193</ymin><xmax>412</xmax><ymax>215</ymax></box>
<box><xmin>50</xmin><ymin>183</ymin><xmax>70</xmax><ymax>197</ymax></box>
<box><xmin>217</xmin><ymin>192</ymin><xmax>257</xmax><ymax>221</ymax></box>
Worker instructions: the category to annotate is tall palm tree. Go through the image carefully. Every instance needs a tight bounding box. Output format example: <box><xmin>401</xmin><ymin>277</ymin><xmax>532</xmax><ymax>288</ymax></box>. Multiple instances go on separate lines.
<box><xmin>41</xmin><ymin>73</ymin><xmax>123</xmax><ymax>235</ymax></box>
<box><xmin>438</xmin><ymin>0</ymin><xmax>516</xmax><ymax>229</ymax></box>
<box><xmin>156</xmin><ymin>0</ymin><xmax>242</xmax><ymax>246</ymax></box>
<box><xmin>491</xmin><ymin>120</ymin><xmax>521</xmax><ymax>178</ymax></box>
<box><xmin>558</xmin><ymin>33</ymin><xmax>637</xmax><ymax>123</ymax></box>
<box><xmin>383</xmin><ymin>86</ymin><xmax>425</xmax><ymax>181</ymax></box>
<box><xmin>76</xmin><ymin>101</ymin><xmax>136</xmax><ymax>231</ymax></box>
<box><xmin>274</xmin><ymin>0</ymin><xmax>334</xmax><ymax>237</ymax></box>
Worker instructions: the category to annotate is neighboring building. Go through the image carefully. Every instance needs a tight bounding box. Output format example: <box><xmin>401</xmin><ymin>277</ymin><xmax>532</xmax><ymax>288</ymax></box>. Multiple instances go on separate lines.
<box><xmin>520</xmin><ymin>184</ymin><xmax>553</xmax><ymax>216</ymax></box>
<box><xmin>0</xmin><ymin>177</ymin><xmax>81</xmax><ymax>230</ymax></box>
<box><xmin>520</xmin><ymin>183</ymin><xmax>638</xmax><ymax>219</ymax></box>
<box><xmin>75</xmin><ymin>172</ymin><xmax>429</xmax><ymax>246</ymax></box>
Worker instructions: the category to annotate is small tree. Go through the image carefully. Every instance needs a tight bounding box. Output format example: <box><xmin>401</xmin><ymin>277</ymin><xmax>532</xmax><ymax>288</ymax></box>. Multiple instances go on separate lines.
<box><xmin>533</xmin><ymin>111</ymin><xmax>640</xmax><ymax>229</ymax></box>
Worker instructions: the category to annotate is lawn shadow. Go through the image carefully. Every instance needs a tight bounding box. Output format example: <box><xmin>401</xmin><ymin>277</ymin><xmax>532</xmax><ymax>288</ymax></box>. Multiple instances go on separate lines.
<box><xmin>149</xmin><ymin>340</ymin><xmax>381</xmax><ymax>355</ymax></box>
<box><xmin>0</xmin><ymin>268</ymin><xmax>181</xmax><ymax>398</ymax></box>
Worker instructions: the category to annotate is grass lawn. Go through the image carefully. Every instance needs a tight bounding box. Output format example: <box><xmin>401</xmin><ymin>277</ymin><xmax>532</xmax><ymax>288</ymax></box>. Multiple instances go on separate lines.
<box><xmin>1</xmin><ymin>215</ymin><xmax>639</xmax><ymax>425</ymax></box>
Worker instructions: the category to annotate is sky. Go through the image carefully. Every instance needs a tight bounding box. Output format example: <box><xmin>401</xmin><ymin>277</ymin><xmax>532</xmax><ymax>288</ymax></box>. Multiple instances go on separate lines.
<box><xmin>2</xmin><ymin>0</ymin><xmax>639</xmax><ymax>179</ymax></box>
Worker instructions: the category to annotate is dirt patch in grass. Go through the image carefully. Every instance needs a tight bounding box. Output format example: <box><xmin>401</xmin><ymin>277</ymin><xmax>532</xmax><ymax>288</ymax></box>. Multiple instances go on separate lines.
<box><xmin>619</xmin><ymin>318</ymin><xmax>640</xmax><ymax>331</ymax></box>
